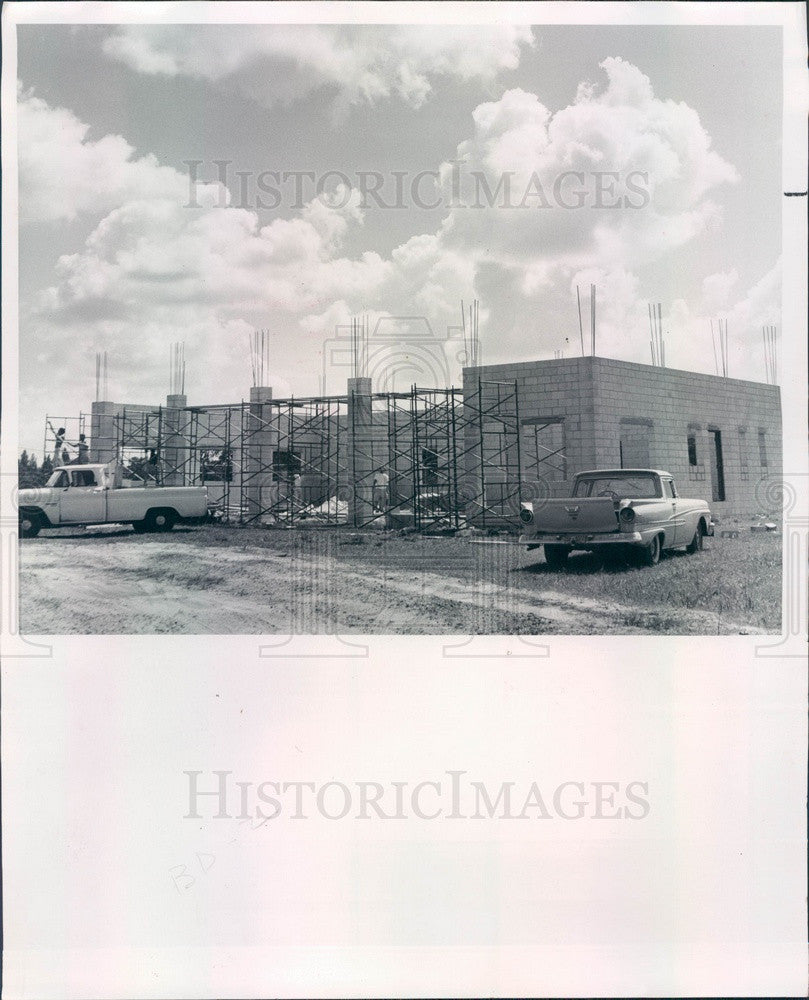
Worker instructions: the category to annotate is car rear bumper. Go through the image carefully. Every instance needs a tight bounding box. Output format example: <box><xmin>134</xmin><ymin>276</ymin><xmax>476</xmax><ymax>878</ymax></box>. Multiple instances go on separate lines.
<box><xmin>521</xmin><ymin>531</ymin><xmax>644</xmax><ymax>547</ymax></box>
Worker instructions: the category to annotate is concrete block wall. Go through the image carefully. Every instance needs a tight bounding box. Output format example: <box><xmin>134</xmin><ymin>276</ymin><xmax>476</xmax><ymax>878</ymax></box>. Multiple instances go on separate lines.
<box><xmin>244</xmin><ymin>387</ymin><xmax>277</xmax><ymax>519</ymax></box>
<box><xmin>346</xmin><ymin>378</ymin><xmax>374</xmax><ymax>525</ymax></box>
<box><xmin>89</xmin><ymin>400</ymin><xmax>160</xmax><ymax>464</ymax></box>
<box><xmin>589</xmin><ymin>358</ymin><xmax>781</xmax><ymax>518</ymax></box>
<box><xmin>465</xmin><ymin>356</ymin><xmax>782</xmax><ymax>519</ymax></box>
<box><xmin>162</xmin><ymin>393</ymin><xmax>189</xmax><ymax>485</ymax></box>
<box><xmin>463</xmin><ymin>357</ymin><xmax>597</xmax><ymax>501</ymax></box>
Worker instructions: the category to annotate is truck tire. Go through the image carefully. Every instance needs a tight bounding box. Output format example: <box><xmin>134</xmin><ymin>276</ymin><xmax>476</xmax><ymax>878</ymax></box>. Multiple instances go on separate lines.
<box><xmin>544</xmin><ymin>544</ymin><xmax>570</xmax><ymax>569</ymax></box>
<box><xmin>19</xmin><ymin>511</ymin><xmax>42</xmax><ymax>538</ymax></box>
<box><xmin>641</xmin><ymin>533</ymin><xmax>662</xmax><ymax>566</ymax></box>
<box><xmin>144</xmin><ymin>509</ymin><xmax>176</xmax><ymax>532</ymax></box>
<box><xmin>685</xmin><ymin>521</ymin><xmax>705</xmax><ymax>554</ymax></box>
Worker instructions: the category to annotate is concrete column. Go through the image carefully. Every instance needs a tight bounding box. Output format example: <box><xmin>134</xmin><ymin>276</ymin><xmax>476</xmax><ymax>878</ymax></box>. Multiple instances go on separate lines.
<box><xmin>347</xmin><ymin>377</ymin><xmax>374</xmax><ymax>526</ymax></box>
<box><xmin>89</xmin><ymin>401</ymin><xmax>120</xmax><ymax>465</ymax></box>
<box><xmin>162</xmin><ymin>393</ymin><xmax>188</xmax><ymax>485</ymax></box>
<box><xmin>245</xmin><ymin>386</ymin><xmax>276</xmax><ymax>523</ymax></box>
<box><xmin>460</xmin><ymin>372</ymin><xmax>485</xmax><ymax>526</ymax></box>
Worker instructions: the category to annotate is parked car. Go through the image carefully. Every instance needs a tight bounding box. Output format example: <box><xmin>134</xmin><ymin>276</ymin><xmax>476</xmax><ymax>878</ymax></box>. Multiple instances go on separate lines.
<box><xmin>519</xmin><ymin>469</ymin><xmax>714</xmax><ymax>567</ymax></box>
<box><xmin>17</xmin><ymin>463</ymin><xmax>209</xmax><ymax>537</ymax></box>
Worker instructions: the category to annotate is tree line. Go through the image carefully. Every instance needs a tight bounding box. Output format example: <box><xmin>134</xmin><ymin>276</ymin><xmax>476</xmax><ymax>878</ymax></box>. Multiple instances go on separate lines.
<box><xmin>18</xmin><ymin>451</ymin><xmax>55</xmax><ymax>488</ymax></box>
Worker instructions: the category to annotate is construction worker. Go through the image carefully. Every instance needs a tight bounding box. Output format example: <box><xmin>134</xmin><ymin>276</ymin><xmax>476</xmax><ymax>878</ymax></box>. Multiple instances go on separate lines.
<box><xmin>373</xmin><ymin>469</ymin><xmax>390</xmax><ymax>512</ymax></box>
<box><xmin>73</xmin><ymin>434</ymin><xmax>89</xmax><ymax>464</ymax></box>
<box><xmin>144</xmin><ymin>449</ymin><xmax>162</xmax><ymax>483</ymax></box>
<box><xmin>291</xmin><ymin>471</ymin><xmax>302</xmax><ymax>510</ymax></box>
<box><xmin>49</xmin><ymin>423</ymin><xmax>67</xmax><ymax>466</ymax></box>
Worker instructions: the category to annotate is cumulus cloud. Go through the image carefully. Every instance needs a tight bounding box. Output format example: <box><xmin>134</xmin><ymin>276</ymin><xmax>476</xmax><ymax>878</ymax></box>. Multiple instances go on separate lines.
<box><xmin>27</xmin><ymin>181</ymin><xmax>494</xmax><ymax>434</ymax></box>
<box><xmin>23</xmin><ymin>58</ymin><xmax>775</xmax><ymax>438</ymax></box>
<box><xmin>701</xmin><ymin>269</ymin><xmax>740</xmax><ymax>312</ymax></box>
<box><xmin>27</xmin><ymin>182</ymin><xmax>476</xmax><ymax>407</ymax></box>
<box><xmin>725</xmin><ymin>258</ymin><xmax>781</xmax><ymax>348</ymax></box>
<box><xmin>17</xmin><ymin>89</ymin><xmax>194</xmax><ymax>224</ymax></box>
<box><xmin>436</xmin><ymin>57</ymin><xmax>739</xmax><ymax>271</ymax></box>
<box><xmin>653</xmin><ymin>259</ymin><xmax>781</xmax><ymax>377</ymax></box>
<box><xmin>101</xmin><ymin>24</ymin><xmax>535</xmax><ymax>109</ymax></box>
<box><xmin>39</xmin><ymin>193</ymin><xmax>386</xmax><ymax>323</ymax></box>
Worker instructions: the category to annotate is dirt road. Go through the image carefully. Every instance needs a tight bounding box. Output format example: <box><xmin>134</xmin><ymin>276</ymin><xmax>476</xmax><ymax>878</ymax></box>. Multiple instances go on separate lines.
<box><xmin>17</xmin><ymin>524</ymin><xmax>778</xmax><ymax>635</ymax></box>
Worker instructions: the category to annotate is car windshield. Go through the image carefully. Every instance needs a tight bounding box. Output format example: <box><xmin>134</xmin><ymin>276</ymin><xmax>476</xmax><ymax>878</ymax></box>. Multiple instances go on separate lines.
<box><xmin>574</xmin><ymin>475</ymin><xmax>660</xmax><ymax>499</ymax></box>
<box><xmin>46</xmin><ymin>470</ymin><xmax>69</xmax><ymax>487</ymax></box>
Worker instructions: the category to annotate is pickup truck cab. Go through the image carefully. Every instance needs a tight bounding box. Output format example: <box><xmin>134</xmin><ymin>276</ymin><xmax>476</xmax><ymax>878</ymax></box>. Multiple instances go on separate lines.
<box><xmin>519</xmin><ymin>469</ymin><xmax>714</xmax><ymax>568</ymax></box>
<box><xmin>18</xmin><ymin>463</ymin><xmax>208</xmax><ymax>537</ymax></box>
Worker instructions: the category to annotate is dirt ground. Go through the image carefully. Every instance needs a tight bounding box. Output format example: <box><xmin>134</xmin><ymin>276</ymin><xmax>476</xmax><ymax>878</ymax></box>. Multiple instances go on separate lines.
<box><xmin>18</xmin><ymin>522</ymin><xmax>781</xmax><ymax>636</ymax></box>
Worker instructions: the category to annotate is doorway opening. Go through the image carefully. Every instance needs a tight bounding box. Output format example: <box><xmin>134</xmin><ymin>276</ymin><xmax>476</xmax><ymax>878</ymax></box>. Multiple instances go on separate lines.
<box><xmin>708</xmin><ymin>428</ymin><xmax>725</xmax><ymax>502</ymax></box>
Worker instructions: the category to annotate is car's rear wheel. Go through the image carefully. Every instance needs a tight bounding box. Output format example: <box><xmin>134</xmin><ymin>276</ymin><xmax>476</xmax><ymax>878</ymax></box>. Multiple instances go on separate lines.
<box><xmin>641</xmin><ymin>534</ymin><xmax>662</xmax><ymax>566</ymax></box>
<box><xmin>685</xmin><ymin>521</ymin><xmax>705</xmax><ymax>554</ymax></box>
<box><xmin>19</xmin><ymin>512</ymin><xmax>42</xmax><ymax>538</ymax></box>
<box><xmin>144</xmin><ymin>509</ymin><xmax>176</xmax><ymax>532</ymax></box>
<box><xmin>544</xmin><ymin>544</ymin><xmax>570</xmax><ymax>569</ymax></box>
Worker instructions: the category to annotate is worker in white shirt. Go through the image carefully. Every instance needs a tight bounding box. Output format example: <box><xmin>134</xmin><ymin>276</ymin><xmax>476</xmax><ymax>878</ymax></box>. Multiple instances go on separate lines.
<box><xmin>372</xmin><ymin>469</ymin><xmax>390</xmax><ymax>512</ymax></box>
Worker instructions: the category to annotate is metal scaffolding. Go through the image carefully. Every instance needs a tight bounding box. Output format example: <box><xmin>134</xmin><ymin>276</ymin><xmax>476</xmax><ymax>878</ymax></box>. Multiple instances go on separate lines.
<box><xmin>462</xmin><ymin>380</ymin><xmax>522</xmax><ymax>529</ymax></box>
<box><xmin>65</xmin><ymin>380</ymin><xmax>523</xmax><ymax>532</ymax></box>
<box><xmin>239</xmin><ymin>395</ymin><xmax>350</xmax><ymax>526</ymax></box>
<box><xmin>347</xmin><ymin>381</ymin><xmax>521</xmax><ymax>531</ymax></box>
<box><xmin>43</xmin><ymin>414</ymin><xmax>88</xmax><ymax>466</ymax></box>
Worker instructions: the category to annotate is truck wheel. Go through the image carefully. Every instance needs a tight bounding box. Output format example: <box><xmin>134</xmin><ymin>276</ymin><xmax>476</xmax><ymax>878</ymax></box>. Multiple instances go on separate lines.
<box><xmin>641</xmin><ymin>534</ymin><xmax>662</xmax><ymax>566</ymax></box>
<box><xmin>145</xmin><ymin>509</ymin><xmax>176</xmax><ymax>532</ymax></box>
<box><xmin>19</xmin><ymin>512</ymin><xmax>42</xmax><ymax>538</ymax></box>
<box><xmin>685</xmin><ymin>521</ymin><xmax>705</xmax><ymax>554</ymax></box>
<box><xmin>544</xmin><ymin>544</ymin><xmax>570</xmax><ymax>569</ymax></box>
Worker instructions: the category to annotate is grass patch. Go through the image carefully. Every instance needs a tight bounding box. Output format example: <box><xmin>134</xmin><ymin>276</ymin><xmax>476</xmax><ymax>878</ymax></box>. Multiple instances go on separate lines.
<box><xmin>520</xmin><ymin>534</ymin><xmax>781</xmax><ymax>629</ymax></box>
<box><xmin>162</xmin><ymin>525</ymin><xmax>783</xmax><ymax>630</ymax></box>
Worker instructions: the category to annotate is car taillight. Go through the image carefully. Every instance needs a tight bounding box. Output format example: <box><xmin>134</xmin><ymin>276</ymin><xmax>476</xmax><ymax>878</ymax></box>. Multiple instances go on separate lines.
<box><xmin>520</xmin><ymin>506</ymin><xmax>534</xmax><ymax>524</ymax></box>
<box><xmin>619</xmin><ymin>506</ymin><xmax>635</xmax><ymax>523</ymax></box>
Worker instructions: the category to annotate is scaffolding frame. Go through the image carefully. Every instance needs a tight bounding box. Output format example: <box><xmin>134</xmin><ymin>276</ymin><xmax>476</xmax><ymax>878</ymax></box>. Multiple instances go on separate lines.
<box><xmin>521</xmin><ymin>418</ymin><xmax>568</xmax><ymax>483</ymax></box>
<box><xmin>239</xmin><ymin>395</ymin><xmax>350</xmax><ymax>527</ymax></box>
<box><xmin>61</xmin><ymin>381</ymin><xmax>523</xmax><ymax>531</ymax></box>
<box><xmin>462</xmin><ymin>380</ymin><xmax>522</xmax><ymax>529</ymax></box>
<box><xmin>348</xmin><ymin>381</ymin><xmax>521</xmax><ymax>531</ymax></box>
<box><xmin>43</xmin><ymin>414</ymin><xmax>87</xmax><ymax>466</ymax></box>
<box><xmin>191</xmin><ymin>405</ymin><xmax>239</xmax><ymax>517</ymax></box>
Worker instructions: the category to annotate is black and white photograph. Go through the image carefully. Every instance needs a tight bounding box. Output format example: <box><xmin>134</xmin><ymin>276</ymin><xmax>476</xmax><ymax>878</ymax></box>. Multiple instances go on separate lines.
<box><xmin>11</xmin><ymin>7</ymin><xmax>792</xmax><ymax>635</ymax></box>
<box><xmin>2</xmin><ymin>3</ymin><xmax>807</xmax><ymax>998</ymax></box>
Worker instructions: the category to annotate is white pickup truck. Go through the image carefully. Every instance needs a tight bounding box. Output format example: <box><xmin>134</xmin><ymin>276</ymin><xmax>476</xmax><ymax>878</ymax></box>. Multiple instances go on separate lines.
<box><xmin>18</xmin><ymin>463</ymin><xmax>208</xmax><ymax>537</ymax></box>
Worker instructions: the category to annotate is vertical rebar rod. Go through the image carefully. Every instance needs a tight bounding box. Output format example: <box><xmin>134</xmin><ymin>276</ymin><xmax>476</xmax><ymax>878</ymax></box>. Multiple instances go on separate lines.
<box><xmin>460</xmin><ymin>300</ymin><xmax>468</xmax><ymax>363</ymax></box>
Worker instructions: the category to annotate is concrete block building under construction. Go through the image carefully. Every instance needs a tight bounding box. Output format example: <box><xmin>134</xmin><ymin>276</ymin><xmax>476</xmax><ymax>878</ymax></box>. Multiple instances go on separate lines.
<box><xmin>74</xmin><ymin>356</ymin><xmax>781</xmax><ymax>530</ymax></box>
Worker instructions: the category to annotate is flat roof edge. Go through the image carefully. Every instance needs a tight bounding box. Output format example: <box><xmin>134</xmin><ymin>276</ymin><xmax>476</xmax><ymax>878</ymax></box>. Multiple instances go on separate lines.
<box><xmin>463</xmin><ymin>355</ymin><xmax>779</xmax><ymax>389</ymax></box>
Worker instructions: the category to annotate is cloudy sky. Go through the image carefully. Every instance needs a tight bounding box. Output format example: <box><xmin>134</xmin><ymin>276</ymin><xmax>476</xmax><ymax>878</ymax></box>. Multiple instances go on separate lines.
<box><xmin>16</xmin><ymin>22</ymin><xmax>782</xmax><ymax>456</ymax></box>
